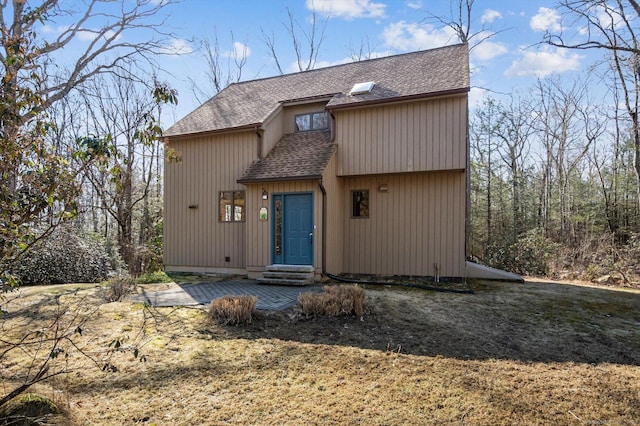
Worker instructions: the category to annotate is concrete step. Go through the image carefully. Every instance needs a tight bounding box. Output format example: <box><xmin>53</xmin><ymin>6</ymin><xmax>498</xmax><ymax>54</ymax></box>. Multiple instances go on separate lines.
<box><xmin>266</xmin><ymin>264</ymin><xmax>315</xmax><ymax>273</ymax></box>
<box><xmin>257</xmin><ymin>277</ymin><xmax>313</xmax><ymax>286</ymax></box>
<box><xmin>262</xmin><ymin>271</ymin><xmax>313</xmax><ymax>280</ymax></box>
<box><xmin>258</xmin><ymin>264</ymin><xmax>315</xmax><ymax>286</ymax></box>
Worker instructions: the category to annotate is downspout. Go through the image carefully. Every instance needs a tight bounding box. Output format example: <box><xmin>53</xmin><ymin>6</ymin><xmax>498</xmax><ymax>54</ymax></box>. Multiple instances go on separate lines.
<box><xmin>318</xmin><ymin>178</ymin><xmax>327</xmax><ymax>275</ymax></box>
<box><xmin>329</xmin><ymin>111</ymin><xmax>336</xmax><ymax>142</ymax></box>
<box><xmin>254</xmin><ymin>125</ymin><xmax>263</xmax><ymax>159</ymax></box>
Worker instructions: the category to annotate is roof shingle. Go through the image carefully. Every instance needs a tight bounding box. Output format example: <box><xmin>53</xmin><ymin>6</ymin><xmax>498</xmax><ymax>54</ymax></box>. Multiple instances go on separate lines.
<box><xmin>165</xmin><ymin>44</ymin><xmax>469</xmax><ymax>137</ymax></box>
<box><xmin>238</xmin><ymin>131</ymin><xmax>335</xmax><ymax>183</ymax></box>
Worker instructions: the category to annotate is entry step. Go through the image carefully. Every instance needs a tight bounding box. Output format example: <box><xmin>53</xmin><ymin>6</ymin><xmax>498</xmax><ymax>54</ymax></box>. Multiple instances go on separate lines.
<box><xmin>258</xmin><ymin>265</ymin><xmax>315</xmax><ymax>286</ymax></box>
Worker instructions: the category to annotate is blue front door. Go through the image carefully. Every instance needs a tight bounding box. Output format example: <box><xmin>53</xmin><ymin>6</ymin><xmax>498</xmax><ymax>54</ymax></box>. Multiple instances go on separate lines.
<box><xmin>272</xmin><ymin>193</ymin><xmax>313</xmax><ymax>265</ymax></box>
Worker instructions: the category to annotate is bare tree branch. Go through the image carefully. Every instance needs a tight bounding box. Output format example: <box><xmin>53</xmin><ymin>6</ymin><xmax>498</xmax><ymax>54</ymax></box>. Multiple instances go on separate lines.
<box><xmin>262</xmin><ymin>6</ymin><xmax>328</xmax><ymax>74</ymax></box>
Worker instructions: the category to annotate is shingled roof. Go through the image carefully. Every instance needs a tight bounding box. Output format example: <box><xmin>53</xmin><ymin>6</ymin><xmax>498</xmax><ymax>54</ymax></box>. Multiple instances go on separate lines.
<box><xmin>238</xmin><ymin>131</ymin><xmax>335</xmax><ymax>183</ymax></box>
<box><xmin>165</xmin><ymin>43</ymin><xmax>469</xmax><ymax>137</ymax></box>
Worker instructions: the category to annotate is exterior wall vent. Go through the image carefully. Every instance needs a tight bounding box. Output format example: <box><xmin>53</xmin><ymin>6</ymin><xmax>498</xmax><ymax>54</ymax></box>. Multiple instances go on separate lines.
<box><xmin>349</xmin><ymin>81</ymin><xmax>375</xmax><ymax>95</ymax></box>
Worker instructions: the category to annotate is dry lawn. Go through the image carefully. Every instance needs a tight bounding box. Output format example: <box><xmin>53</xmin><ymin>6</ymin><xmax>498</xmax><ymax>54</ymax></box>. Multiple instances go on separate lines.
<box><xmin>1</xmin><ymin>279</ymin><xmax>639</xmax><ymax>425</ymax></box>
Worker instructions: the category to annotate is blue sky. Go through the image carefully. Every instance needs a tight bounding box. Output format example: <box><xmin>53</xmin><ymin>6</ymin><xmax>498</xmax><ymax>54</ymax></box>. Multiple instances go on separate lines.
<box><xmin>39</xmin><ymin>0</ymin><xmax>601</xmax><ymax>123</ymax></box>
<box><xmin>157</xmin><ymin>0</ymin><xmax>597</xmax><ymax>121</ymax></box>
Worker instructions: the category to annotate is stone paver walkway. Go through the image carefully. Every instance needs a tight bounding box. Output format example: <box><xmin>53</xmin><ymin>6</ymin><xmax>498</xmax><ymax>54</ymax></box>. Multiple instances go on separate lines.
<box><xmin>132</xmin><ymin>279</ymin><xmax>322</xmax><ymax>311</ymax></box>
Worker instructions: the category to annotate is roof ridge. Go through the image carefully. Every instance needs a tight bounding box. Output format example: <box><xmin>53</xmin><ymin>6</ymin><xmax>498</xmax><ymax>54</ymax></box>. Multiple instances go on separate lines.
<box><xmin>226</xmin><ymin>43</ymin><xmax>469</xmax><ymax>89</ymax></box>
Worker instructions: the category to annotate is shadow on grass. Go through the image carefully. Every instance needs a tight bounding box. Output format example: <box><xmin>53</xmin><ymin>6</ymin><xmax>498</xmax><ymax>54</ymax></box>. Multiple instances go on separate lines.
<box><xmin>214</xmin><ymin>280</ymin><xmax>640</xmax><ymax>365</ymax></box>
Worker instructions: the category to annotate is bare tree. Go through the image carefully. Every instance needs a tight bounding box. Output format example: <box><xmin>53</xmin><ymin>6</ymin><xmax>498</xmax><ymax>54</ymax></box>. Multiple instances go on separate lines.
<box><xmin>262</xmin><ymin>7</ymin><xmax>328</xmax><ymax>74</ymax></box>
<box><xmin>423</xmin><ymin>0</ymin><xmax>508</xmax><ymax>50</ymax></box>
<box><xmin>544</xmin><ymin>0</ymin><xmax>640</xmax><ymax>217</ymax></box>
<box><xmin>1</xmin><ymin>0</ymin><xmax>177</xmax><ymax>116</ymax></box>
<box><xmin>534</xmin><ymin>76</ymin><xmax>600</xmax><ymax>242</ymax></box>
<box><xmin>494</xmin><ymin>96</ymin><xmax>536</xmax><ymax>239</ymax></box>
<box><xmin>189</xmin><ymin>31</ymin><xmax>249</xmax><ymax>103</ymax></box>
<box><xmin>79</xmin><ymin>74</ymin><xmax>174</xmax><ymax>275</ymax></box>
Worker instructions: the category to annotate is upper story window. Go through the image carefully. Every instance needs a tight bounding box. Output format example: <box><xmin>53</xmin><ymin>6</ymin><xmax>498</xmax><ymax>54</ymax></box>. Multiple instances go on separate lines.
<box><xmin>295</xmin><ymin>111</ymin><xmax>329</xmax><ymax>132</ymax></box>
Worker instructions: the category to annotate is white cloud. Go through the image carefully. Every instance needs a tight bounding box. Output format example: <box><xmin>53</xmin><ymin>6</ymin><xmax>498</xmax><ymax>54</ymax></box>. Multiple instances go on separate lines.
<box><xmin>530</xmin><ymin>7</ymin><xmax>561</xmax><ymax>32</ymax></box>
<box><xmin>224</xmin><ymin>41</ymin><xmax>251</xmax><ymax>60</ymax></box>
<box><xmin>504</xmin><ymin>47</ymin><xmax>582</xmax><ymax>78</ymax></box>
<box><xmin>76</xmin><ymin>29</ymin><xmax>120</xmax><ymax>42</ymax></box>
<box><xmin>481</xmin><ymin>9</ymin><xmax>502</xmax><ymax>24</ymax></box>
<box><xmin>472</xmin><ymin>40</ymin><xmax>508</xmax><ymax>61</ymax></box>
<box><xmin>406</xmin><ymin>0</ymin><xmax>422</xmax><ymax>10</ymax></box>
<box><xmin>382</xmin><ymin>21</ymin><xmax>458</xmax><ymax>51</ymax></box>
<box><xmin>306</xmin><ymin>0</ymin><xmax>386</xmax><ymax>20</ymax></box>
<box><xmin>469</xmin><ymin>86</ymin><xmax>487</xmax><ymax>109</ymax></box>
<box><xmin>161</xmin><ymin>38</ymin><xmax>193</xmax><ymax>55</ymax></box>
<box><xmin>41</xmin><ymin>24</ymin><xmax>68</xmax><ymax>35</ymax></box>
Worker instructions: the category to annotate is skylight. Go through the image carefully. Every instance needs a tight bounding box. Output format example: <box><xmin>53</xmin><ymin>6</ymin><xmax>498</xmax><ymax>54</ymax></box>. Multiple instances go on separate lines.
<box><xmin>349</xmin><ymin>81</ymin><xmax>375</xmax><ymax>95</ymax></box>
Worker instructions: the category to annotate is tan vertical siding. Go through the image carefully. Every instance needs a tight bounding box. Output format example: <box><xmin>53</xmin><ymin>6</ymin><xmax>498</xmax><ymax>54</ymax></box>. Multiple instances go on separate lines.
<box><xmin>334</xmin><ymin>95</ymin><xmax>467</xmax><ymax>176</ymax></box>
<box><xmin>321</xmin><ymin>153</ymin><xmax>344</xmax><ymax>274</ymax></box>
<box><xmin>164</xmin><ymin>130</ymin><xmax>256</xmax><ymax>271</ymax></box>
<box><xmin>342</xmin><ymin>171</ymin><xmax>465</xmax><ymax>278</ymax></box>
<box><xmin>261</xmin><ymin>109</ymin><xmax>283</xmax><ymax>156</ymax></box>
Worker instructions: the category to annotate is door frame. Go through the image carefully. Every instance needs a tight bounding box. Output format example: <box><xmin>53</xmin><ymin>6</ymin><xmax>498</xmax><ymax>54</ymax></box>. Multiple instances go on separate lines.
<box><xmin>271</xmin><ymin>191</ymin><xmax>314</xmax><ymax>265</ymax></box>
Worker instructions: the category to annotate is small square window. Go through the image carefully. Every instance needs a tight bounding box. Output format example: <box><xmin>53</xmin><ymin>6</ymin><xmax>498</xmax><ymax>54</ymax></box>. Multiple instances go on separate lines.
<box><xmin>219</xmin><ymin>190</ymin><xmax>245</xmax><ymax>222</ymax></box>
<box><xmin>295</xmin><ymin>114</ymin><xmax>311</xmax><ymax>132</ymax></box>
<box><xmin>352</xmin><ymin>190</ymin><xmax>369</xmax><ymax>218</ymax></box>
<box><xmin>312</xmin><ymin>112</ymin><xmax>328</xmax><ymax>129</ymax></box>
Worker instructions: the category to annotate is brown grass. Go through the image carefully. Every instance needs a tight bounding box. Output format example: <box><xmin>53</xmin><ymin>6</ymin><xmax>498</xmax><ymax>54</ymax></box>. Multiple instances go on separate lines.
<box><xmin>1</xmin><ymin>280</ymin><xmax>639</xmax><ymax>425</ymax></box>
<box><xmin>208</xmin><ymin>295</ymin><xmax>257</xmax><ymax>325</ymax></box>
<box><xmin>298</xmin><ymin>284</ymin><xmax>365</xmax><ymax>318</ymax></box>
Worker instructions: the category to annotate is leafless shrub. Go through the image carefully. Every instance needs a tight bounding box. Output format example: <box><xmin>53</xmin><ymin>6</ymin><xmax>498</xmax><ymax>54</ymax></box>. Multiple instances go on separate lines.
<box><xmin>101</xmin><ymin>275</ymin><xmax>138</xmax><ymax>303</ymax></box>
<box><xmin>298</xmin><ymin>285</ymin><xmax>365</xmax><ymax>318</ymax></box>
<box><xmin>208</xmin><ymin>295</ymin><xmax>257</xmax><ymax>325</ymax></box>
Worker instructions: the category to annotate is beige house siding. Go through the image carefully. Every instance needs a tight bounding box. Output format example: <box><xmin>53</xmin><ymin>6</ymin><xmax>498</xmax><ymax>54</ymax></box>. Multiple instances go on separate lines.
<box><xmin>261</xmin><ymin>107</ymin><xmax>284</xmax><ymax>156</ymax></box>
<box><xmin>342</xmin><ymin>171</ymin><xmax>466</xmax><ymax>277</ymax></box>
<box><xmin>321</xmin><ymin>153</ymin><xmax>345</xmax><ymax>275</ymax></box>
<box><xmin>164</xmin><ymin>130</ymin><xmax>256</xmax><ymax>272</ymax></box>
<box><xmin>334</xmin><ymin>95</ymin><xmax>467</xmax><ymax>176</ymax></box>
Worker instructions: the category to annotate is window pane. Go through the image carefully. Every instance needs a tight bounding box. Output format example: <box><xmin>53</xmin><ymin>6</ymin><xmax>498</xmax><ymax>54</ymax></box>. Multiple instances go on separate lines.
<box><xmin>312</xmin><ymin>112</ymin><xmax>328</xmax><ymax>130</ymax></box>
<box><xmin>219</xmin><ymin>191</ymin><xmax>232</xmax><ymax>222</ymax></box>
<box><xmin>295</xmin><ymin>114</ymin><xmax>311</xmax><ymax>132</ymax></box>
<box><xmin>275</xmin><ymin>199</ymin><xmax>282</xmax><ymax>255</ymax></box>
<box><xmin>233</xmin><ymin>191</ymin><xmax>245</xmax><ymax>222</ymax></box>
<box><xmin>352</xmin><ymin>190</ymin><xmax>369</xmax><ymax>218</ymax></box>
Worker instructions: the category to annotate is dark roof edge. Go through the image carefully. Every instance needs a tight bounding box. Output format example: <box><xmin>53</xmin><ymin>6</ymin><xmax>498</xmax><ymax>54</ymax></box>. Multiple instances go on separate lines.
<box><xmin>237</xmin><ymin>174</ymin><xmax>323</xmax><ymax>184</ymax></box>
<box><xmin>327</xmin><ymin>87</ymin><xmax>470</xmax><ymax>111</ymax></box>
<box><xmin>164</xmin><ymin>123</ymin><xmax>262</xmax><ymax>140</ymax></box>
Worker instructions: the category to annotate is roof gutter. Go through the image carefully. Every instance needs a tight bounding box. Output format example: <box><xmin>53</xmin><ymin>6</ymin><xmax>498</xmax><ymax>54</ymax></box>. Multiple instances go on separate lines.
<box><xmin>326</xmin><ymin>88</ymin><xmax>470</xmax><ymax>111</ymax></box>
<box><xmin>237</xmin><ymin>174</ymin><xmax>323</xmax><ymax>185</ymax></box>
<box><xmin>164</xmin><ymin>122</ymin><xmax>263</xmax><ymax>140</ymax></box>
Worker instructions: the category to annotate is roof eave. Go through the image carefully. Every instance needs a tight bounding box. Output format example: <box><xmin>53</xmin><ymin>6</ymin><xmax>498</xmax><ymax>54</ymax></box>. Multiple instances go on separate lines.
<box><xmin>237</xmin><ymin>174</ymin><xmax>323</xmax><ymax>185</ymax></box>
<box><xmin>326</xmin><ymin>87</ymin><xmax>470</xmax><ymax>111</ymax></box>
<box><xmin>164</xmin><ymin>122</ymin><xmax>262</xmax><ymax>140</ymax></box>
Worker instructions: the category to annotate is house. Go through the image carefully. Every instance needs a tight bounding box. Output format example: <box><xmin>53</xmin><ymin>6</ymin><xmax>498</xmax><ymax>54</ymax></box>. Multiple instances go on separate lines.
<box><xmin>163</xmin><ymin>43</ymin><xmax>474</xmax><ymax>284</ymax></box>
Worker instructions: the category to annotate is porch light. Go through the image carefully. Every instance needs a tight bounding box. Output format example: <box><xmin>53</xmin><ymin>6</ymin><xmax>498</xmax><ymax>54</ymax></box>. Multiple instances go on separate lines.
<box><xmin>262</xmin><ymin>189</ymin><xmax>268</xmax><ymax>200</ymax></box>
